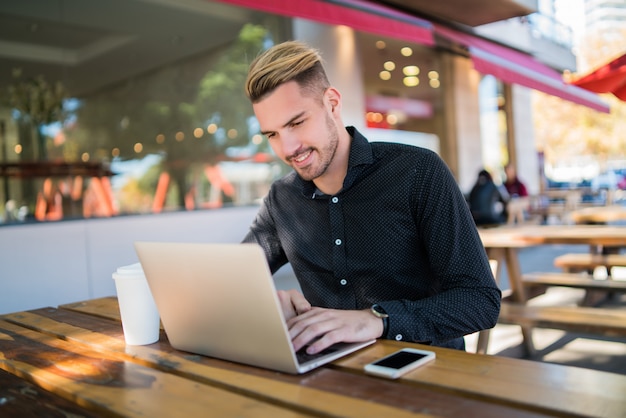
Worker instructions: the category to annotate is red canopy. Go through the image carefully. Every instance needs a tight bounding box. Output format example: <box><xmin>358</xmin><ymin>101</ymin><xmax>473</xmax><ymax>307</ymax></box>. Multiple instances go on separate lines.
<box><xmin>570</xmin><ymin>53</ymin><xmax>626</xmax><ymax>101</ymax></box>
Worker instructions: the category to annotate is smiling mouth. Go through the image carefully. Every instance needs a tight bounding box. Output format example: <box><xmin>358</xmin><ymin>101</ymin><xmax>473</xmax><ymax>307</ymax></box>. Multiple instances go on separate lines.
<box><xmin>292</xmin><ymin>149</ymin><xmax>312</xmax><ymax>164</ymax></box>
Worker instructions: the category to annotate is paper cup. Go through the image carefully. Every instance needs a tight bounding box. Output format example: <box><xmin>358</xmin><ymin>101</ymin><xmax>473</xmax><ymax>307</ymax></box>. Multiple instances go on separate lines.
<box><xmin>112</xmin><ymin>262</ymin><xmax>160</xmax><ymax>345</ymax></box>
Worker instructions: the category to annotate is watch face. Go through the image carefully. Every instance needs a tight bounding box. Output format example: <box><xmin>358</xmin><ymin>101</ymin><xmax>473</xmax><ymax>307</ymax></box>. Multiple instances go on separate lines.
<box><xmin>372</xmin><ymin>304</ymin><xmax>389</xmax><ymax>318</ymax></box>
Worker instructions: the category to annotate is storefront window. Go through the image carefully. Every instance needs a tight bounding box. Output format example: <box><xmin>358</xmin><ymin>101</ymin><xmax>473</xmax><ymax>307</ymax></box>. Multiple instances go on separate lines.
<box><xmin>357</xmin><ymin>31</ymin><xmax>443</xmax><ymax>152</ymax></box>
<box><xmin>0</xmin><ymin>1</ymin><xmax>289</xmax><ymax>224</ymax></box>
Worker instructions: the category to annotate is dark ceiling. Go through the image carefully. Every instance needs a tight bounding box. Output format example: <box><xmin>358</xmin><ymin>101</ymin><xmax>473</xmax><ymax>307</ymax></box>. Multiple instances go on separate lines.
<box><xmin>0</xmin><ymin>0</ymin><xmax>254</xmax><ymax>96</ymax></box>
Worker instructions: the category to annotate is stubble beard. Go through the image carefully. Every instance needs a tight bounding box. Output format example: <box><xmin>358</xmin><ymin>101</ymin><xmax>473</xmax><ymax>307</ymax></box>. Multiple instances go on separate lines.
<box><xmin>295</xmin><ymin>113</ymin><xmax>339</xmax><ymax>182</ymax></box>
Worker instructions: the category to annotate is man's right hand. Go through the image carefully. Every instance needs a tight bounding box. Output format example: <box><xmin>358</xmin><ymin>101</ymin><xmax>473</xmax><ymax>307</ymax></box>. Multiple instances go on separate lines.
<box><xmin>277</xmin><ymin>289</ymin><xmax>311</xmax><ymax>321</ymax></box>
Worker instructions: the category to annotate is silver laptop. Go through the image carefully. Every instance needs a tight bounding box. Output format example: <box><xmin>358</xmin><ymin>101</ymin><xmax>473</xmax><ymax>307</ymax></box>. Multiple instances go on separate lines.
<box><xmin>134</xmin><ymin>241</ymin><xmax>375</xmax><ymax>374</ymax></box>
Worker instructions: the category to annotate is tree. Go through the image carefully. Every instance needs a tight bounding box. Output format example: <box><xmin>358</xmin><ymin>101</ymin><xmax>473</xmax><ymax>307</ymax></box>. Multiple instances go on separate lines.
<box><xmin>533</xmin><ymin>28</ymin><xmax>626</xmax><ymax>177</ymax></box>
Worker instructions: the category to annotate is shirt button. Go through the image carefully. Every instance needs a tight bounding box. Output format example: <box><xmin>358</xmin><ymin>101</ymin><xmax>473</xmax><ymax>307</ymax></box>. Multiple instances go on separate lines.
<box><xmin>335</xmin><ymin>239</ymin><xmax>342</xmax><ymax>246</ymax></box>
<box><xmin>394</xmin><ymin>334</ymin><xmax>403</xmax><ymax>341</ymax></box>
<box><xmin>331</xmin><ymin>197</ymin><xmax>339</xmax><ymax>203</ymax></box>
<box><xmin>340</xmin><ymin>279</ymin><xmax>347</xmax><ymax>286</ymax></box>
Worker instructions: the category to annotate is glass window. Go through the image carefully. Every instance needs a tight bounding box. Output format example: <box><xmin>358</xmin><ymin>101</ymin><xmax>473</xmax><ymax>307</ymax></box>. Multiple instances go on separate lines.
<box><xmin>357</xmin><ymin>31</ymin><xmax>443</xmax><ymax>152</ymax></box>
<box><xmin>0</xmin><ymin>0</ymin><xmax>289</xmax><ymax>223</ymax></box>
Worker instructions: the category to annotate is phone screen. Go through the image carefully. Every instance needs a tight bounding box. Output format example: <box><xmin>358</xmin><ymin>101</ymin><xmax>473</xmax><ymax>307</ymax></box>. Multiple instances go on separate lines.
<box><xmin>372</xmin><ymin>351</ymin><xmax>429</xmax><ymax>369</ymax></box>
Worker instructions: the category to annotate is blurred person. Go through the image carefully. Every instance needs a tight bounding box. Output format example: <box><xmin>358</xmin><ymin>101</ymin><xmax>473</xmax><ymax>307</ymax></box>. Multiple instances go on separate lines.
<box><xmin>35</xmin><ymin>178</ymin><xmax>63</xmax><ymax>221</ymax></box>
<box><xmin>242</xmin><ymin>41</ymin><xmax>500</xmax><ymax>355</ymax></box>
<box><xmin>3</xmin><ymin>199</ymin><xmax>18</xmax><ymax>223</ymax></box>
<box><xmin>503</xmin><ymin>164</ymin><xmax>528</xmax><ymax>198</ymax></box>
<box><xmin>503</xmin><ymin>164</ymin><xmax>530</xmax><ymax>223</ymax></box>
<box><xmin>468</xmin><ymin>169</ymin><xmax>508</xmax><ymax>226</ymax></box>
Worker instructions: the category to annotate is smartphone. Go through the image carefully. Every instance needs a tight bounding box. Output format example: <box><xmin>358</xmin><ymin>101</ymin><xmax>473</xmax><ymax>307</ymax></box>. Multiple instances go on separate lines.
<box><xmin>364</xmin><ymin>348</ymin><xmax>435</xmax><ymax>379</ymax></box>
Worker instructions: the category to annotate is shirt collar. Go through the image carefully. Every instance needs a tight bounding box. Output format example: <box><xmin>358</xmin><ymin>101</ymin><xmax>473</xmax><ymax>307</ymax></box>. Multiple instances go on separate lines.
<box><xmin>300</xmin><ymin>126</ymin><xmax>374</xmax><ymax>198</ymax></box>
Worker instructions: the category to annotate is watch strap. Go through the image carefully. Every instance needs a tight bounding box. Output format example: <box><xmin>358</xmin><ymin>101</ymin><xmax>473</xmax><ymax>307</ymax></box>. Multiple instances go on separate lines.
<box><xmin>370</xmin><ymin>304</ymin><xmax>389</xmax><ymax>339</ymax></box>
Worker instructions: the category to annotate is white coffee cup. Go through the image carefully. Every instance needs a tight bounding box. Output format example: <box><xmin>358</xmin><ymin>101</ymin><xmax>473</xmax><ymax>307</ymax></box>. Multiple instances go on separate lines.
<box><xmin>112</xmin><ymin>262</ymin><xmax>160</xmax><ymax>345</ymax></box>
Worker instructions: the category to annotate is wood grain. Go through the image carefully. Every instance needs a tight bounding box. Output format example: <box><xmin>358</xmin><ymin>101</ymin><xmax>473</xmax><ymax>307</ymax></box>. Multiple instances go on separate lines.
<box><xmin>36</xmin><ymin>299</ymin><xmax>626</xmax><ymax>417</ymax></box>
<box><xmin>0</xmin><ymin>319</ymin><xmax>310</xmax><ymax>417</ymax></box>
<box><xmin>0</xmin><ymin>368</ymin><xmax>103</xmax><ymax>417</ymax></box>
<box><xmin>3</xmin><ymin>306</ymin><xmax>553</xmax><ymax>418</ymax></box>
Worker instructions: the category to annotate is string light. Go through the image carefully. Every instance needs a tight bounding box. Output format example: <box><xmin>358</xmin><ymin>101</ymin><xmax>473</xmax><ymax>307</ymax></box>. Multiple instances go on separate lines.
<box><xmin>379</xmin><ymin>70</ymin><xmax>391</xmax><ymax>81</ymax></box>
<box><xmin>384</xmin><ymin>61</ymin><xmax>396</xmax><ymax>71</ymax></box>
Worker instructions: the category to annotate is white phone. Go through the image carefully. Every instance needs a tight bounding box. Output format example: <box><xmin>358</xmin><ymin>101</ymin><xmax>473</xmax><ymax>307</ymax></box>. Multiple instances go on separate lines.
<box><xmin>364</xmin><ymin>348</ymin><xmax>436</xmax><ymax>379</ymax></box>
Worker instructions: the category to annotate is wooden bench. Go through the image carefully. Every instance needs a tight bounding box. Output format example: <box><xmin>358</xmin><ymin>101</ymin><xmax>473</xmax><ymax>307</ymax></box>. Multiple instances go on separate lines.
<box><xmin>498</xmin><ymin>302</ymin><xmax>626</xmax><ymax>338</ymax></box>
<box><xmin>523</xmin><ymin>272</ymin><xmax>626</xmax><ymax>291</ymax></box>
<box><xmin>554</xmin><ymin>253</ymin><xmax>626</xmax><ymax>274</ymax></box>
<box><xmin>523</xmin><ymin>271</ymin><xmax>626</xmax><ymax>307</ymax></box>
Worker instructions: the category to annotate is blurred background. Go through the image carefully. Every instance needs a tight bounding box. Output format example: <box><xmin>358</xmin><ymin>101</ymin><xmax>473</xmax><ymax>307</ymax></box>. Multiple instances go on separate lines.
<box><xmin>0</xmin><ymin>0</ymin><xmax>624</xmax><ymax>225</ymax></box>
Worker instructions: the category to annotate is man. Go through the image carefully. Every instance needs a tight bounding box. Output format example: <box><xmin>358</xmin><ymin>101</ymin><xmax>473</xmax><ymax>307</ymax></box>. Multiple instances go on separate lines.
<box><xmin>242</xmin><ymin>40</ymin><xmax>500</xmax><ymax>355</ymax></box>
<box><xmin>468</xmin><ymin>169</ymin><xmax>508</xmax><ymax>226</ymax></box>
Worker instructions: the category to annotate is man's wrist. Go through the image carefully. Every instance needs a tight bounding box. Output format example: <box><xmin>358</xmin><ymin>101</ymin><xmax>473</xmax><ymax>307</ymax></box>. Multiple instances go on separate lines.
<box><xmin>370</xmin><ymin>304</ymin><xmax>389</xmax><ymax>339</ymax></box>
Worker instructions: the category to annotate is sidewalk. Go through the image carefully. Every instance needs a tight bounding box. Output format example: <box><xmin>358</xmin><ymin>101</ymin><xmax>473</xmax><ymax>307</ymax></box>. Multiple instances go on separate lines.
<box><xmin>465</xmin><ymin>244</ymin><xmax>626</xmax><ymax>375</ymax></box>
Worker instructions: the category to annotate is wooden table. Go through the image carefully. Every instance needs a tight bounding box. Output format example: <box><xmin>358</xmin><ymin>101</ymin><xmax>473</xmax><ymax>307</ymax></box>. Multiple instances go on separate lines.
<box><xmin>2</xmin><ymin>297</ymin><xmax>625</xmax><ymax>417</ymax></box>
<box><xmin>478</xmin><ymin>224</ymin><xmax>626</xmax><ymax>299</ymax></box>
<box><xmin>477</xmin><ymin>224</ymin><xmax>626</xmax><ymax>353</ymax></box>
<box><xmin>569</xmin><ymin>204</ymin><xmax>626</xmax><ymax>224</ymax></box>
<box><xmin>481</xmin><ymin>226</ymin><xmax>600</xmax><ymax>297</ymax></box>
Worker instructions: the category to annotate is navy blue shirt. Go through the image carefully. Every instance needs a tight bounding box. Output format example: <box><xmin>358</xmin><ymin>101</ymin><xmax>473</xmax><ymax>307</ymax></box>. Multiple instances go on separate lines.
<box><xmin>243</xmin><ymin>127</ymin><xmax>501</xmax><ymax>349</ymax></box>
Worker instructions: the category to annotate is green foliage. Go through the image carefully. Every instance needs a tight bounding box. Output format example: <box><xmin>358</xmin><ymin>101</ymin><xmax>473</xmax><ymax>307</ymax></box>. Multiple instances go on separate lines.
<box><xmin>5</xmin><ymin>69</ymin><xmax>67</xmax><ymax>125</ymax></box>
<box><xmin>534</xmin><ymin>92</ymin><xmax>626</xmax><ymax>168</ymax></box>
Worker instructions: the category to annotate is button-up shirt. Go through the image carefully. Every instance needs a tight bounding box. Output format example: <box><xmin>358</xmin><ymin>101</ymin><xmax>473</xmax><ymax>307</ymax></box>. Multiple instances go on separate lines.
<box><xmin>243</xmin><ymin>127</ymin><xmax>501</xmax><ymax>349</ymax></box>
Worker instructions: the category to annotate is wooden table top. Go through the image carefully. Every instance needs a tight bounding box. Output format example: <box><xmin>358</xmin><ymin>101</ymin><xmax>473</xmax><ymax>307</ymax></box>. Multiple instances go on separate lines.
<box><xmin>569</xmin><ymin>204</ymin><xmax>626</xmax><ymax>224</ymax></box>
<box><xmin>1</xmin><ymin>297</ymin><xmax>626</xmax><ymax>417</ymax></box>
<box><xmin>479</xmin><ymin>224</ymin><xmax>626</xmax><ymax>248</ymax></box>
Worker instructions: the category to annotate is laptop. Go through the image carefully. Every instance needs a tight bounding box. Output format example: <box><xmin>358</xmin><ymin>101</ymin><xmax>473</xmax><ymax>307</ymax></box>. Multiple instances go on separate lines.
<box><xmin>134</xmin><ymin>241</ymin><xmax>375</xmax><ymax>374</ymax></box>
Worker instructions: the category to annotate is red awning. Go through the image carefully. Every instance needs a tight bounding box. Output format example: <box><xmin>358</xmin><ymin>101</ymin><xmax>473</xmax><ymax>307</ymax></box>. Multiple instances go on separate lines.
<box><xmin>216</xmin><ymin>0</ymin><xmax>607</xmax><ymax>112</ymax></box>
<box><xmin>435</xmin><ymin>25</ymin><xmax>610</xmax><ymax>113</ymax></box>
<box><xmin>214</xmin><ymin>0</ymin><xmax>434</xmax><ymax>46</ymax></box>
<box><xmin>570</xmin><ymin>53</ymin><xmax>626</xmax><ymax>101</ymax></box>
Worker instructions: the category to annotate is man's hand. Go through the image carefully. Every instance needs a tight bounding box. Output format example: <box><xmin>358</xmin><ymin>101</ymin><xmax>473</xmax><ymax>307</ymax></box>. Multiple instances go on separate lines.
<box><xmin>277</xmin><ymin>289</ymin><xmax>311</xmax><ymax>321</ymax></box>
<box><xmin>287</xmin><ymin>307</ymin><xmax>384</xmax><ymax>354</ymax></box>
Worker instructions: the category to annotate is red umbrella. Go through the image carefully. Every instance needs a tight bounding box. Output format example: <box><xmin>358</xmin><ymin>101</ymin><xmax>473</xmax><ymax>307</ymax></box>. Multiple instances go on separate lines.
<box><xmin>570</xmin><ymin>53</ymin><xmax>626</xmax><ymax>101</ymax></box>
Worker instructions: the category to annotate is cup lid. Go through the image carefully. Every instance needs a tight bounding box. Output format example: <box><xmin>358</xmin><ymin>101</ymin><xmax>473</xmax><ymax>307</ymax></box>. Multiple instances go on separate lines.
<box><xmin>116</xmin><ymin>262</ymin><xmax>144</xmax><ymax>274</ymax></box>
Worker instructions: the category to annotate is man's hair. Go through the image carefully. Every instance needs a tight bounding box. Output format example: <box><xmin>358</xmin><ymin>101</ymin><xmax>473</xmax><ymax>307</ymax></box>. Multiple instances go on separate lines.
<box><xmin>245</xmin><ymin>40</ymin><xmax>330</xmax><ymax>103</ymax></box>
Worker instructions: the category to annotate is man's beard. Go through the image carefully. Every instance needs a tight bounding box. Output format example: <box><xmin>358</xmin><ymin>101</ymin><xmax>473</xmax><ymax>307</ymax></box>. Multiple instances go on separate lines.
<box><xmin>296</xmin><ymin>113</ymin><xmax>339</xmax><ymax>181</ymax></box>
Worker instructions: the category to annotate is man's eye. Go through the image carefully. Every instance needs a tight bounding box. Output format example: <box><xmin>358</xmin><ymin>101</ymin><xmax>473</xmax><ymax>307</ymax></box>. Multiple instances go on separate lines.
<box><xmin>291</xmin><ymin>120</ymin><xmax>303</xmax><ymax>127</ymax></box>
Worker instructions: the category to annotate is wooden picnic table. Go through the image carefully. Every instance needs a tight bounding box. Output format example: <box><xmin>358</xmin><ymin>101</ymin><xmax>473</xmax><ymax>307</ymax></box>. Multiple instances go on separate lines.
<box><xmin>477</xmin><ymin>224</ymin><xmax>626</xmax><ymax>354</ymax></box>
<box><xmin>479</xmin><ymin>224</ymin><xmax>626</xmax><ymax>302</ymax></box>
<box><xmin>2</xmin><ymin>296</ymin><xmax>625</xmax><ymax>417</ymax></box>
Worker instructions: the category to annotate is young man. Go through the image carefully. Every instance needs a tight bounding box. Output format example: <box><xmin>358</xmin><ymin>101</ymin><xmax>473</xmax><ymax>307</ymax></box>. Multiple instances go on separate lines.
<box><xmin>242</xmin><ymin>40</ymin><xmax>500</xmax><ymax>355</ymax></box>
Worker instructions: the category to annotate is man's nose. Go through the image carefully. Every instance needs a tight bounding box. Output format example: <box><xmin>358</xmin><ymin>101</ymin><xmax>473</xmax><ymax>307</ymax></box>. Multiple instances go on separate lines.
<box><xmin>280</xmin><ymin>132</ymin><xmax>302</xmax><ymax>157</ymax></box>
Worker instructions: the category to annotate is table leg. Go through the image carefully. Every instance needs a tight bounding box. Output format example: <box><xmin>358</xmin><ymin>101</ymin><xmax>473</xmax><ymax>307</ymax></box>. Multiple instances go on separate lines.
<box><xmin>504</xmin><ymin>248</ymin><xmax>537</xmax><ymax>356</ymax></box>
<box><xmin>476</xmin><ymin>250</ymin><xmax>503</xmax><ymax>354</ymax></box>
<box><xmin>475</xmin><ymin>329</ymin><xmax>490</xmax><ymax>355</ymax></box>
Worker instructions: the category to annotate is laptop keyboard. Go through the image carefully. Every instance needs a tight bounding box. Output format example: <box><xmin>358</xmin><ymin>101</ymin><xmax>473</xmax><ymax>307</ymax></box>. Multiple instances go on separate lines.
<box><xmin>295</xmin><ymin>343</ymin><xmax>346</xmax><ymax>364</ymax></box>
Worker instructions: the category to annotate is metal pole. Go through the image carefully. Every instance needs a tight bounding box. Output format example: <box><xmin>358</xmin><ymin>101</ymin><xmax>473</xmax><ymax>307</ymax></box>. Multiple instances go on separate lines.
<box><xmin>0</xmin><ymin>120</ymin><xmax>9</xmax><ymax>206</ymax></box>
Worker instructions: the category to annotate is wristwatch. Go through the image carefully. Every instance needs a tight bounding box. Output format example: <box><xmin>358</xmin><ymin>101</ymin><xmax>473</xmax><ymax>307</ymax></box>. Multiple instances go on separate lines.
<box><xmin>370</xmin><ymin>304</ymin><xmax>389</xmax><ymax>338</ymax></box>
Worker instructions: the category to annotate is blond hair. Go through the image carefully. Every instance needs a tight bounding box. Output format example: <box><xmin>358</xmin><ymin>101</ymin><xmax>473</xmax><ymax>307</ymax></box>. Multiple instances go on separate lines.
<box><xmin>245</xmin><ymin>40</ymin><xmax>330</xmax><ymax>103</ymax></box>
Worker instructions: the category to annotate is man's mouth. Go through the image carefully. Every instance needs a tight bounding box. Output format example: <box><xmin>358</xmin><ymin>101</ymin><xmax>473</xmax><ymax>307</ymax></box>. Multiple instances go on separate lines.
<box><xmin>292</xmin><ymin>149</ymin><xmax>312</xmax><ymax>164</ymax></box>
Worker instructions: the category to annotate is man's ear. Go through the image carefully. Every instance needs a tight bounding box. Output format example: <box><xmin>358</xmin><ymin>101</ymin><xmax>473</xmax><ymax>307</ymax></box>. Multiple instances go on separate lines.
<box><xmin>325</xmin><ymin>87</ymin><xmax>341</xmax><ymax>113</ymax></box>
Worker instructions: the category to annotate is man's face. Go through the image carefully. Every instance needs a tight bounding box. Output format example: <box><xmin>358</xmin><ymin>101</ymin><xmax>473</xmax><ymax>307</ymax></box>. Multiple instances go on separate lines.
<box><xmin>253</xmin><ymin>81</ymin><xmax>340</xmax><ymax>182</ymax></box>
